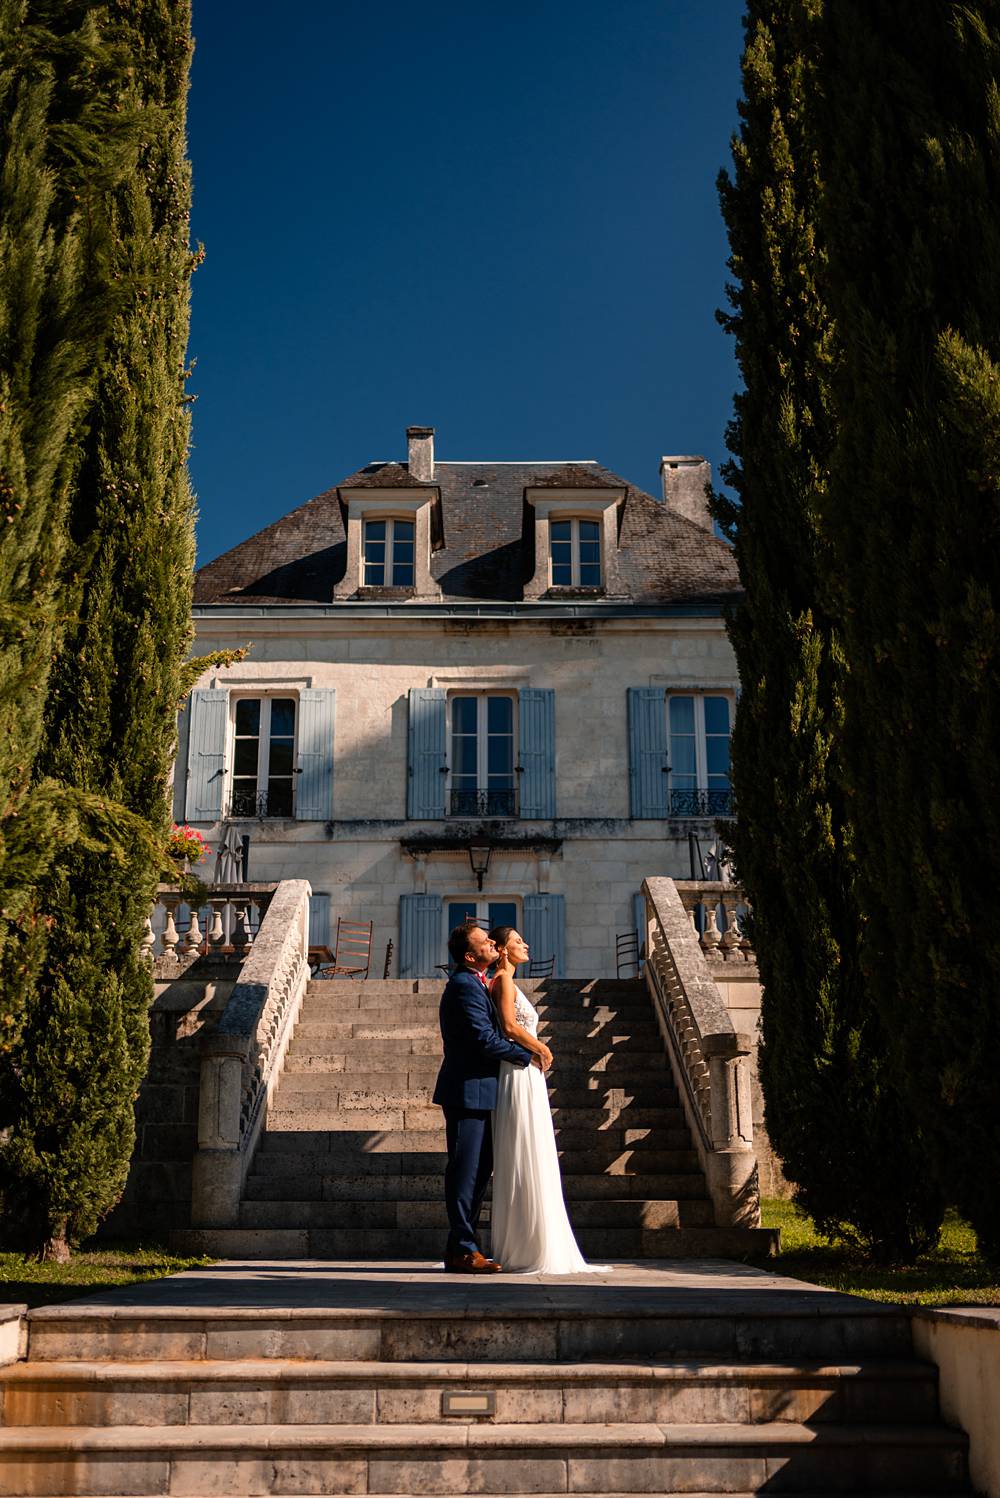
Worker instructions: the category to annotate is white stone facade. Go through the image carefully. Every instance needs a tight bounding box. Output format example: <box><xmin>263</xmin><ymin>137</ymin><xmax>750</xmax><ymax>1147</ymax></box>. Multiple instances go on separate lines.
<box><xmin>176</xmin><ymin>610</ymin><xmax>739</xmax><ymax>979</ymax></box>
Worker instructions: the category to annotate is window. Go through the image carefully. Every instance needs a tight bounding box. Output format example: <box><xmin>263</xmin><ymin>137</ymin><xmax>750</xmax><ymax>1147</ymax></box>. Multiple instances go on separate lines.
<box><xmin>449</xmin><ymin>693</ymin><xmax>516</xmax><ymax>817</ymax></box>
<box><xmin>447</xmin><ymin>899</ymin><xmax>519</xmax><ymax>941</ymax></box>
<box><xmin>668</xmin><ymin>695</ymin><xmax>732</xmax><ymax>816</ymax></box>
<box><xmin>231</xmin><ymin>696</ymin><xmax>297</xmax><ymax>817</ymax></box>
<box><xmin>363</xmin><ymin>517</ymin><xmax>415</xmax><ymax>587</ymax></box>
<box><xmin>550</xmin><ymin>517</ymin><xmax>602</xmax><ymax>587</ymax></box>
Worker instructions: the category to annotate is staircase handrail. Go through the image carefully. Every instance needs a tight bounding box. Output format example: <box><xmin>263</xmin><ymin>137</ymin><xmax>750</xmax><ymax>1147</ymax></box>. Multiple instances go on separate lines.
<box><xmin>191</xmin><ymin>878</ymin><xmax>312</xmax><ymax>1227</ymax></box>
<box><xmin>641</xmin><ymin>876</ymin><xmax>760</xmax><ymax>1227</ymax></box>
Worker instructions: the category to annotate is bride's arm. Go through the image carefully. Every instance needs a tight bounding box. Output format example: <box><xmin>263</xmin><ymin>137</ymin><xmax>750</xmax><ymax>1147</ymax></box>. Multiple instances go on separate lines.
<box><xmin>491</xmin><ymin>971</ymin><xmax>553</xmax><ymax>1069</ymax></box>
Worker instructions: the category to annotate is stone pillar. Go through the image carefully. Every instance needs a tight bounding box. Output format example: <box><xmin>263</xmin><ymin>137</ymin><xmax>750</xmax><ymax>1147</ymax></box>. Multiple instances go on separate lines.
<box><xmin>191</xmin><ymin>1032</ymin><xmax>246</xmax><ymax>1227</ymax></box>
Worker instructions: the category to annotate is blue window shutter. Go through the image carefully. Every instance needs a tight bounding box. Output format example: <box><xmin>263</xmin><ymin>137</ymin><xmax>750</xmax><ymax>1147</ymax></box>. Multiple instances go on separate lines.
<box><xmin>518</xmin><ymin>688</ymin><xmax>556</xmax><ymax>819</ymax></box>
<box><xmin>399</xmin><ymin>894</ymin><xmax>443</xmax><ymax>978</ymax></box>
<box><xmin>185</xmin><ymin>689</ymin><xmax>227</xmax><ymax>821</ymax></box>
<box><xmin>296</xmin><ymin>689</ymin><xmax>336</xmax><ymax>821</ymax></box>
<box><xmin>628</xmin><ymin>687</ymin><xmax>669</xmax><ymax>818</ymax></box>
<box><xmin>407</xmin><ymin>688</ymin><xmax>447</xmax><ymax>819</ymax></box>
<box><xmin>308</xmin><ymin>892</ymin><xmax>331</xmax><ymax>949</ymax></box>
<box><xmin>523</xmin><ymin>893</ymin><xmax>566</xmax><ymax>977</ymax></box>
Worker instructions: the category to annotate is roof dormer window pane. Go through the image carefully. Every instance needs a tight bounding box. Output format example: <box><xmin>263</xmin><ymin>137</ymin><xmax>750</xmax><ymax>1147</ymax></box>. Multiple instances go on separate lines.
<box><xmin>363</xmin><ymin>520</ymin><xmax>386</xmax><ymax>585</ymax></box>
<box><xmin>551</xmin><ymin>519</ymin><xmax>573</xmax><ymax>585</ymax></box>
<box><xmin>578</xmin><ymin>520</ymin><xmax>601</xmax><ymax>585</ymax></box>
<box><xmin>391</xmin><ymin>519</ymin><xmax>415</xmax><ymax>585</ymax></box>
<box><xmin>363</xmin><ymin>517</ymin><xmax>415</xmax><ymax>588</ymax></box>
<box><xmin>549</xmin><ymin>517</ymin><xmax>603</xmax><ymax>588</ymax></box>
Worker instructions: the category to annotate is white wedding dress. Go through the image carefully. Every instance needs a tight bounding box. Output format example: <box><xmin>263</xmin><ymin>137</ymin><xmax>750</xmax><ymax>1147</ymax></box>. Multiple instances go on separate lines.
<box><xmin>491</xmin><ymin>983</ymin><xmax>607</xmax><ymax>1274</ymax></box>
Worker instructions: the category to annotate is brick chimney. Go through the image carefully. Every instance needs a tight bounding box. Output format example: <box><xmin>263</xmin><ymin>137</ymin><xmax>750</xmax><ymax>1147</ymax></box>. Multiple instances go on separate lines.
<box><xmin>660</xmin><ymin>455</ymin><xmax>714</xmax><ymax>533</ymax></box>
<box><xmin>407</xmin><ymin>426</ymin><xmax>435</xmax><ymax>482</ymax></box>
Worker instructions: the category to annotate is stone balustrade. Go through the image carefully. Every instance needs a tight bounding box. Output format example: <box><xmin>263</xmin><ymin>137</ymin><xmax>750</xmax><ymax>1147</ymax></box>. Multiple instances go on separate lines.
<box><xmin>143</xmin><ymin>883</ymin><xmax>279</xmax><ymax>968</ymax></box>
<box><xmin>188</xmin><ymin>879</ymin><xmax>312</xmax><ymax>1228</ymax></box>
<box><xmin>640</xmin><ymin>876</ymin><xmax>760</xmax><ymax>1228</ymax></box>
<box><xmin>674</xmin><ymin>879</ymin><xmax>755</xmax><ymax>964</ymax></box>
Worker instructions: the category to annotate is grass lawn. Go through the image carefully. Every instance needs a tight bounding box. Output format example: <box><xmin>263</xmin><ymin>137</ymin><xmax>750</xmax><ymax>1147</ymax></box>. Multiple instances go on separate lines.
<box><xmin>760</xmin><ymin>1198</ymin><xmax>1000</xmax><ymax>1308</ymax></box>
<box><xmin>0</xmin><ymin>1246</ymin><xmax>214</xmax><ymax>1310</ymax></box>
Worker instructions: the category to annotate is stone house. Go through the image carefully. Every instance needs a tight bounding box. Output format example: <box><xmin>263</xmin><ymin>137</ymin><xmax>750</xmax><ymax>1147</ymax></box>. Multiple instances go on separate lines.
<box><xmin>177</xmin><ymin>426</ymin><xmax>741</xmax><ymax>978</ymax></box>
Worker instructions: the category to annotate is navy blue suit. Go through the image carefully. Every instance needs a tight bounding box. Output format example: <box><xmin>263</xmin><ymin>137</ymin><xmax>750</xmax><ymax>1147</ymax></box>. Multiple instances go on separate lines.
<box><xmin>433</xmin><ymin>967</ymin><xmax>533</xmax><ymax>1257</ymax></box>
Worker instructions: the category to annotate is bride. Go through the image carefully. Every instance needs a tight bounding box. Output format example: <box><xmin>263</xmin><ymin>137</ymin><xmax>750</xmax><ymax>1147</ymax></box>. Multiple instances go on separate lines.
<box><xmin>488</xmin><ymin>926</ymin><xmax>607</xmax><ymax>1274</ymax></box>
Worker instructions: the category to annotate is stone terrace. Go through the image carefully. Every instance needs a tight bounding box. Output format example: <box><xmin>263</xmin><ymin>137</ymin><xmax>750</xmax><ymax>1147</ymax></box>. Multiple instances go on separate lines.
<box><xmin>0</xmin><ymin>1258</ymin><xmax>972</xmax><ymax>1496</ymax></box>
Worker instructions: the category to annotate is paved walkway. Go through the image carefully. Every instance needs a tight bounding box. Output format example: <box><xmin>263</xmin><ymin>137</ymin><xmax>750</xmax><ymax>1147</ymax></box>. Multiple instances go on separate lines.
<box><xmin>27</xmin><ymin>1258</ymin><xmax>895</xmax><ymax>1323</ymax></box>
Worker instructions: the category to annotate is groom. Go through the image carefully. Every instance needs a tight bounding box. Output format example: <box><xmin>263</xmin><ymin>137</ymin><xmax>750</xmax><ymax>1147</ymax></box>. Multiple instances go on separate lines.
<box><xmin>432</xmin><ymin>919</ymin><xmax>535</xmax><ymax>1273</ymax></box>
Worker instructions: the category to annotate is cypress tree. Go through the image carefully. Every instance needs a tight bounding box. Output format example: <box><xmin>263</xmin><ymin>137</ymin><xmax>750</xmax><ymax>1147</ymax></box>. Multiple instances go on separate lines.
<box><xmin>0</xmin><ymin>3</ymin><xmax>131</xmax><ymax>1086</ymax></box>
<box><xmin>817</xmin><ymin>3</ymin><xmax>1000</xmax><ymax>1256</ymax></box>
<box><xmin>717</xmin><ymin>0</ymin><xmax>942</xmax><ymax>1257</ymax></box>
<box><xmin>0</xmin><ymin>0</ymin><xmax>196</xmax><ymax>1256</ymax></box>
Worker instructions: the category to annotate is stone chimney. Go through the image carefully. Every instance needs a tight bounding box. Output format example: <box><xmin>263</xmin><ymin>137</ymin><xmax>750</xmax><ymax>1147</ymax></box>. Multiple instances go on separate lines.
<box><xmin>407</xmin><ymin>426</ymin><xmax>435</xmax><ymax>482</ymax></box>
<box><xmin>660</xmin><ymin>455</ymin><xmax>714</xmax><ymax>533</ymax></box>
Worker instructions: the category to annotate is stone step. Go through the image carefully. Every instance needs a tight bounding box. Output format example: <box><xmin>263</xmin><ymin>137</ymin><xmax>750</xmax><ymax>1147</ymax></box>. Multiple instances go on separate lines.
<box><xmin>302</xmin><ymin>998</ymin><xmax>655</xmax><ymax>1021</ymax></box>
<box><xmin>275</xmin><ymin>1076</ymin><xmax>680</xmax><ymax>1116</ymax></box>
<box><xmin>237</xmin><ymin>1198</ymin><xmax>716</xmax><ymax>1230</ymax></box>
<box><xmin>256</xmin><ymin>1125</ymin><xmax>695</xmax><ymax>1153</ymax></box>
<box><xmin>285</xmin><ymin>1042</ymin><xmax>669</xmax><ymax>1071</ymax></box>
<box><xmin>27</xmin><ymin>1280</ymin><xmax>908</xmax><ymax>1366</ymax></box>
<box><xmin>250</xmin><ymin>1147</ymin><xmax>701</xmax><ymax>1178</ymax></box>
<box><xmin>0</xmin><ymin>1419</ymin><xmax>968</xmax><ymax>1495</ymax></box>
<box><xmin>294</xmin><ymin>1023</ymin><xmax>440</xmax><ymax>1041</ymax></box>
<box><xmin>0</xmin><ymin>1357</ymin><xmax>940</xmax><ymax>1428</ymax></box>
<box><xmin>167</xmin><ymin>1223</ymin><xmax>778</xmax><ymax>1260</ymax></box>
<box><xmin>263</xmin><ymin>1110</ymin><xmax>688</xmax><ymax>1140</ymax></box>
<box><xmin>243</xmin><ymin>1172</ymin><xmax>708</xmax><ymax>1203</ymax></box>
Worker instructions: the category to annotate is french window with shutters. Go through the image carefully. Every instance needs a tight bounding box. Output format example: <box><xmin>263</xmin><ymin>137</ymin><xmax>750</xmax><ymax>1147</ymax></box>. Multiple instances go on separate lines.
<box><xmin>184</xmin><ymin>687</ymin><xmax>336</xmax><ymax>823</ymax></box>
<box><xmin>628</xmin><ymin>687</ymin><xmax>734</xmax><ymax>818</ymax></box>
<box><xmin>407</xmin><ymin>686</ymin><xmax>556</xmax><ymax>821</ymax></box>
<box><xmin>398</xmin><ymin>892</ymin><xmax>566</xmax><ymax>978</ymax></box>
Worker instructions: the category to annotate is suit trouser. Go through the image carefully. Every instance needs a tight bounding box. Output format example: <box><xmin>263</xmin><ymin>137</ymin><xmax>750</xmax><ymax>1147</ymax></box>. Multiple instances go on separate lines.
<box><xmin>442</xmin><ymin>1107</ymin><xmax>493</xmax><ymax>1257</ymax></box>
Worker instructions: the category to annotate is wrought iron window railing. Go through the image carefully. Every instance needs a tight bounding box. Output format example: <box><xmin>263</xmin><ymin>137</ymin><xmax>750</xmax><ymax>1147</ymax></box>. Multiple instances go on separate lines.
<box><xmin>669</xmin><ymin>788</ymin><xmax>734</xmax><ymax>817</ymax></box>
<box><xmin>449</xmin><ymin>787</ymin><xmax>517</xmax><ymax>818</ymax></box>
<box><xmin>230</xmin><ymin>787</ymin><xmax>294</xmax><ymax>819</ymax></box>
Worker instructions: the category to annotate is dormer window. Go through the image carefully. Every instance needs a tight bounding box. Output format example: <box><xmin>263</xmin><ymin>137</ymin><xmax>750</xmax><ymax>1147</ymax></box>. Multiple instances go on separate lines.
<box><xmin>363</xmin><ymin>518</ymin><xmax>415</xmax><ymax>587</ymax></box>
<box><xmin>550</xmin><ymin>518</ymin><xmax>602</xmax><ymax>587</ymax></box>
<box><xmin>523</xmin><ymin>483</ymin><xmax>625</xmax><ymax>600</ymax></box>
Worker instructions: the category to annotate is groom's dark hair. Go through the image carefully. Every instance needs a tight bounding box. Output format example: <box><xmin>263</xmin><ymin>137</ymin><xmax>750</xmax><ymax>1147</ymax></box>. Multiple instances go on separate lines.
<box><xmin>447</xmin><ymin>918</ymin><xmax>483</xmax><ymax>968</ymax></box>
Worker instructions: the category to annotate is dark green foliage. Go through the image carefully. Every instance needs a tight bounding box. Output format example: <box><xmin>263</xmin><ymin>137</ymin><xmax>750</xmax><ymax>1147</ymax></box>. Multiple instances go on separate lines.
<box><xmin>0</xmin><ymin>0</ymin><xmax>195</xmax><ymax>1254</ymax></box>
<box><xmin>717</xmin><ymin>0</ymin><xmax>942</xmax><ymax>1258</ymax></box>
<box><xmin>0</xmin><ymin>1</ymin><xmax>98</xmax><ymax>1020</ymax></box>
<box><xmin>817</xmin><ymin>3</ymin><xmax>1000</xmax><ymax>1257</ymax></box>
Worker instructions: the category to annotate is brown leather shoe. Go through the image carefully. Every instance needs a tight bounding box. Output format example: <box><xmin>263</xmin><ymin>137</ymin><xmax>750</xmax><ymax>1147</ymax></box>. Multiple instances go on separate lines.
<box><xmin>444</xmin><ymin>1250</ymin><xmax>502</xmax><ymax>1274</ymax></box>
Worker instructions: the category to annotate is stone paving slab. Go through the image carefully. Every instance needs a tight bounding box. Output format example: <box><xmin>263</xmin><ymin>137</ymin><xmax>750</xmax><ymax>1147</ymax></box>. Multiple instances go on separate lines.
<box><xmin>25</xmin><ymin>1259</ymin><xmax>899</xmax><ymax>1320</ymax></box>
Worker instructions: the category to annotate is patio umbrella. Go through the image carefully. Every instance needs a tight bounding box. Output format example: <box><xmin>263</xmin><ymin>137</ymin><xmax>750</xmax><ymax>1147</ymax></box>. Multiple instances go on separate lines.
<box><xmin>213</xmin><ymin>821</ymin><xmax>244</xmax><ymax>949</ymax></box>
<box><xmin>214</xmin><ymin>822</ymin><xmax>243</xmax><ymax>885</ymax></box>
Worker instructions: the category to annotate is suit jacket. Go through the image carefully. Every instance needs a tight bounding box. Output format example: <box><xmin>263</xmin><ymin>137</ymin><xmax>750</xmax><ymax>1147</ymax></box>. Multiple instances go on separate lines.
<box><xmin>432</xmin><ymin>967</ymin><xmax>533</xmax><ymax>1110</ymax></box>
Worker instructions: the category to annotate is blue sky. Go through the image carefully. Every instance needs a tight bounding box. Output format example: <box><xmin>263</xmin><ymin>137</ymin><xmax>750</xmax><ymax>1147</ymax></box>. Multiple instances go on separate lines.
<box><xmin>187</xmin><ymin>1</ymin><xmax>747</xmax><ymax>565</ymax></box>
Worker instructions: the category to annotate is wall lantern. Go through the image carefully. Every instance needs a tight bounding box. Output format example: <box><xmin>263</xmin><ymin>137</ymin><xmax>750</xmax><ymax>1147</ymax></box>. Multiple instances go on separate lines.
<box><xmin>468</xmin><ymin>844</ymin><xmax>492</xmax><ymax>891</ymax></box>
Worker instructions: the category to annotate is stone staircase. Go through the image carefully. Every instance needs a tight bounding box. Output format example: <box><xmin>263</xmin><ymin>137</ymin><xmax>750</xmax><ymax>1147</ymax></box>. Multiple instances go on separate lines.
<box><xmin>174</xmin><ymin>977</ymin><xmax>774</xmax><ymax>1259</ymax></box>
<box><xmin>0</xmin><ymin>1262</ymin><xmax>971</xmax><ymax>1494</ymax></box>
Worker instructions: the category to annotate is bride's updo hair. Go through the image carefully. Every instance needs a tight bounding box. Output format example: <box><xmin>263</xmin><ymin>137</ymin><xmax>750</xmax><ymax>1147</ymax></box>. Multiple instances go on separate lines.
<box><xmin>489</xmin><ymin>925</ymin><xmax>515</xmax><ymax>958</ymax></box>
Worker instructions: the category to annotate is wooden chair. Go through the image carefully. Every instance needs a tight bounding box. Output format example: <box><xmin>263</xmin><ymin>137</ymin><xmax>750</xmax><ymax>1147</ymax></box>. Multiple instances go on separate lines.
<box><xmin>527</xmin><ymin>954</ymin><xmax>555</xmax><ymax>979</ymax></box>
<box><xmin>328</xmin><ymin>918</ymin><xmax>374</xmax><ymax>979</ymax></box>
<box><xmin>615</xmin><ymin>929</ymin><xmax>640</xmax><ymax>978</ymax></box>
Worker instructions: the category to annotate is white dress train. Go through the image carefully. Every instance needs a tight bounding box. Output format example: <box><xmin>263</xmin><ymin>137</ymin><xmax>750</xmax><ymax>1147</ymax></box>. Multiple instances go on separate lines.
<box><xmin>491</xmin><ymin>983</ymin><xmax>608</xmax><ymax>1274</ymax></box>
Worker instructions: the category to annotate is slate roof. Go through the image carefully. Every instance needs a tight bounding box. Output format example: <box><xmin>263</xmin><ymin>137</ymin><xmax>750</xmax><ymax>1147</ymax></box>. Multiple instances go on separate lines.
<box><xmin>193</xmin><ymin>459</ymin><xmax>739</xmax><ymax>608</ymax></box>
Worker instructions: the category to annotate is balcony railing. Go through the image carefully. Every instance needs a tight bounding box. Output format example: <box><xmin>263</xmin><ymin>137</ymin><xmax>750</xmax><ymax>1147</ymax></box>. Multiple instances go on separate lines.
<box><xmin>669</xmin><ymin>787</ymin><xmax>734</xmax><ymax>817</ymax></box>
<box><xmin>230</xmin><ymin>786</ymin><xmax>294</xmax><ymax>819</ymax></box>
<box><xmin>449</xmin><ymin>786</ymin><xmax>517</xmax><ymax>818</ymax></box>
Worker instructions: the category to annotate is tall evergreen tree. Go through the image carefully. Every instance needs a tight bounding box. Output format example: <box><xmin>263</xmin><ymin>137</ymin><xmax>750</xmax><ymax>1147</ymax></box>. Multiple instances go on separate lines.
<box><xmin>717</xmin><ymin>0</ymin><xmax>942</xmax><ymax>1257</ymax></box>
<box><xmin>817</xmin><ymin>3</ymin><xmax>1000</xmax><ymax>1256</ymax></box>
<box><xmin>0</xmin><ymin>0</ymin><xmax>196</xmax><ymax>1256</ymax></box>
<box><xmin>0</xmin><ymin>3</ymin><xmax>134</xmax><ymax>1085</ymax></box>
